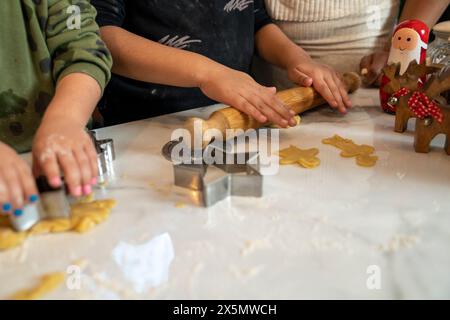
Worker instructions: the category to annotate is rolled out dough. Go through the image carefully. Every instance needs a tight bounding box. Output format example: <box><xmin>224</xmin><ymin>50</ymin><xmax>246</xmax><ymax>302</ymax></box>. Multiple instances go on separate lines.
<box><xmin>322</xmin><ymin>134</ymin><xmax>378</xmax><ymax>167</ymax></box>
<box><xmin>0</xmin><ymin>199</ymin><xmax>116</xmax><ymax>251</ymax></box>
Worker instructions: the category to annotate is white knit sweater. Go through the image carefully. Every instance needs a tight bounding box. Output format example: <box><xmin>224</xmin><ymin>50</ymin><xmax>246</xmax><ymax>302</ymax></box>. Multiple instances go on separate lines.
<box><xmin>254</xmin><ymin>0</ymin><xmax>400</xmax><ymax>88</ymax></box>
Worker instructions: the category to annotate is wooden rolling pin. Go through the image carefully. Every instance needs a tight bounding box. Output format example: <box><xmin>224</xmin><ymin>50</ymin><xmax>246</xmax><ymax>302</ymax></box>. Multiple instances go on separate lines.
<box><xmin>186</xmin><ymin>72</ymin><xmax>361</xmax><ymax>147</ymax></box>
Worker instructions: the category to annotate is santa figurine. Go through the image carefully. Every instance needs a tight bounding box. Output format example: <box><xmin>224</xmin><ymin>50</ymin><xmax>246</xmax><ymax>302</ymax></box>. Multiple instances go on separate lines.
<box><xmin>380</xmin><ymin>19</ymin><xmax>430</xmax><ymax>113</ymax></box>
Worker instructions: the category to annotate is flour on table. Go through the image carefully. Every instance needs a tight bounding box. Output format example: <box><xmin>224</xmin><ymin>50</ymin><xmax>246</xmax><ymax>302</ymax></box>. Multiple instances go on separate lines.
<box><xmin>230</xmin><ymin>265</ymin><xmax>265</xmax><ymax>279</ymax></box>
<box><xmin>396</xmin><ymin>172</ymin><xmax>406</xmax><ymax>180</ymax></box>
<box><xmin>309</xmin><ymin>237</ymin><xmax>346</xmax><ymax>252</ymax></box>
<box><xmin>240</xmin><ymin>238</ymin><xmax>271</xmax><ymax>257</ymax></box>
<box><xmin>188</xmin><ymin>262</ymin><xmax>205</xmax><ymax>298</ymax></box>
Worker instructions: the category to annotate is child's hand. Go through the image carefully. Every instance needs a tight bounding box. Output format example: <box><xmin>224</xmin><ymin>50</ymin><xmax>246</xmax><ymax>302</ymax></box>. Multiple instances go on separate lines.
<box><xmin>32</xmin><ymin>121</ymin><xmax>98</xmax><ymax>197</ymax></box>
<box><xmin>287</xmin><ymin>59</ymin><xmax>353</xmax><ymax>113</ymax></box>
<box><xmin>0</xmin><ymin>143</ymin><xmax>38</xmax><ymax>216</ymax></box>
<box><xmin>199</xmin><ymin>66</ymin><xmax>298</xmax><ymax>128</ymax></box>
<box><xmin>359</xmin><ymin>51</ymin><xmax>389</xmax><ymax>86</ymax></box>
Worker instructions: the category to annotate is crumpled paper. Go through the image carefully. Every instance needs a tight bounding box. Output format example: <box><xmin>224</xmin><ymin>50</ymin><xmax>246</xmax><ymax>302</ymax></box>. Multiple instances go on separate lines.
<box><xmin>112</xmin><ymin>233</ymin><xmax>175</xmax><ymax>293</ymax></box>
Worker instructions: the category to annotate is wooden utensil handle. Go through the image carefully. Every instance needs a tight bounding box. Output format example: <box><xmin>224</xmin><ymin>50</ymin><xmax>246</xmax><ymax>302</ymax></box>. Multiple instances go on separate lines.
<box><xmin>186</xmin><ymin>72</ymin><xmax>361</xmax><ymax>147</ymax></box>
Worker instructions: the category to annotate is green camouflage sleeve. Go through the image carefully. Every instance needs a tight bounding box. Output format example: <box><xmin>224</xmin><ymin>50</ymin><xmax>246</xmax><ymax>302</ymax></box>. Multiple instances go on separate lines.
<box><xmin>46</xmin><ymin>0</ymin><xmax>112</xmax><ymax>93</ymax></box>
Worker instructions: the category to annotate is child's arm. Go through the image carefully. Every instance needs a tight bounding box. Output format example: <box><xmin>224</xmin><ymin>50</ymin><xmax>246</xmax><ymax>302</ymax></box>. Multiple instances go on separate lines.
<box><xmin>0</xmin><ymin>143</ymin><xmax>38</xmax><ymax>215</ymax></box>
<box><xmin>33</xmin><ymin>73</ymin><xmax>101</xmax><ymax>197</ymax></box>
<box><xmin>32</xmin><ymin>0</ymin><xmax>112</xmax><ymax>196</ymax></box>
<box><xmin>99</xmin><ymin>26</ymin><xmax>296</xmax><ymax>128</ymax></box>
<box><xmin>255</xmin><ymin>24</ymin><xmax>353</xmax><ymax>113</ymax></box>
<box><xmin>399</xmin><ymin>0</ymin><xmax>449</xmax><ymax>28</ymax></box>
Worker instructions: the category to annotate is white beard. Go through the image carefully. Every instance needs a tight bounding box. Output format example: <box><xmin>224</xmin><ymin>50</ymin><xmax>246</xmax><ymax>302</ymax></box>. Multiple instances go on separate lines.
<box><xmin>388</xmin><ymin>43</ymin><xmax>424</xmax><ymax>75</ymax></box>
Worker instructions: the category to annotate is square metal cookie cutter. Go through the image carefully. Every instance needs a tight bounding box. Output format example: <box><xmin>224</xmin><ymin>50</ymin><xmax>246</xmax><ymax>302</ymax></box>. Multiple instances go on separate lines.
<box><xmin>89</xmin><ymin>130</ymin><xmax>116</xmax><ymax>183</ymax></box>
<box><xmin>162</xmin><ymin>138</ymin><xmax>263</xmax><ymax>207</ymax></box>
<box><xmin>9</xmin><ymin>176</ymin><xmax>71</xmax><ymax>232</ymax></box>
<box><xmin>8</xmin><ymin>131</ymin><xmax>116</xmax><ymax>232</ymax></box>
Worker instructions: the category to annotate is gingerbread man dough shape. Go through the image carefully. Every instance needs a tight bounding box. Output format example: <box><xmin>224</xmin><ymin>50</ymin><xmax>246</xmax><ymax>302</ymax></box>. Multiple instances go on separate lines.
<box><xmin>322</xmin><ymin>135</ymin><xmax>378</xmax><ymax>167</ymax></box>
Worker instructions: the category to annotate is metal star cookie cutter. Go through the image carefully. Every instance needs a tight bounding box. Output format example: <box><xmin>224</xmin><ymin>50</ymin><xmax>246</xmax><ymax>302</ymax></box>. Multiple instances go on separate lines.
<box><xmin>162</xmin><ymin>138</ymin><xmax>263</xmax><ymax>207</ymax></box>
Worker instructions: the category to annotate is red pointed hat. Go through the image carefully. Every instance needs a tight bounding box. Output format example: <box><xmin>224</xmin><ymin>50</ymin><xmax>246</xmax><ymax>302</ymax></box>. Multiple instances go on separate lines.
<box><xmin>393</xmin><ymin>19</ymin><xmax>430</xmax><ymax>45</ymax></box>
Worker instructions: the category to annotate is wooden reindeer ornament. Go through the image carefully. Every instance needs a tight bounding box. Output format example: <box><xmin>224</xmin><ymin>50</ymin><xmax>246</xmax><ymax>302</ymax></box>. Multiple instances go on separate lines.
<box><xmin>382</xmin><ymin>61</ymin><xmax>450</xmax><ymax>154</ymax></box>
<box><xmin>415</xmin><ymin>69</ymin><xmax>450</xmax><ymax>154</ymax></box>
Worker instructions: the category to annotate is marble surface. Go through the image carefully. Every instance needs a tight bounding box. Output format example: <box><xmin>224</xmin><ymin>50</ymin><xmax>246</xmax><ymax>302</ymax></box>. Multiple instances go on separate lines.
<box><xmin>1</xmin><ymin>88</ymin><xmax>449</xmax><ymax>299</ymax></box>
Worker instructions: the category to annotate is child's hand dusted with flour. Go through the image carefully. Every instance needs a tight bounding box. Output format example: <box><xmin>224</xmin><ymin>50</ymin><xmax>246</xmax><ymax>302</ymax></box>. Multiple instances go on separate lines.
<box><xmin>32</xmin><ymin>74</ymin><xmax>100</xmax><ymax>198</ymax></box>
<box><xmin>0</xmin><ymin>0</ymin><xmax>112</xmax><ymax>216</ymax></box>
<box><xmin>1</xmin><ymin>73</ymin><xmax>105</xmax><ymax>215</ymax></box>
<box><xmin>0</xmin><ymin>75</ymin><xmax>104</xmax><ymax>218</ymax></box>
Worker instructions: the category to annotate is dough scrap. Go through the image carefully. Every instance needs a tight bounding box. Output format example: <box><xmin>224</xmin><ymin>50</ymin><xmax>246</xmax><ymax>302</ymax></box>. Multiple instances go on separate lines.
<box><xmin>0</xmin><ymin>199</ymin><xmax>116</xmax><ymax>251</ymax></box>
<box><xmin>378</xmin><ymin>234</ymin><xmax>420</xmax><ymax>253</ymax></box>
<box><xmin>175</xmin><ymin>201</ymin><xmax>186</xmax><ymax>208</ymax></box>
<box><xmin>279</xmin><ymin>145</ymin><xmax>320</xmax><ymax>168</ymax></box>
<box><xmin>9</xmin><ymin>272</ymin><xmax>65</xmax><ymax>300</ymax></box>
<box><xmin>322</xmin><ymin>134</ymin><xmax>378</xmax><ymax>167</ymax></box>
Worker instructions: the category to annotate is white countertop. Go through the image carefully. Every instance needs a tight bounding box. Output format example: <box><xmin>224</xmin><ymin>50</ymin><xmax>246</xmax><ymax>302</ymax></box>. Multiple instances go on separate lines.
<box><xmin>1</xmin><ymin>88</ymin><xmax>449</xmax><ymax>299</ymax></box>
